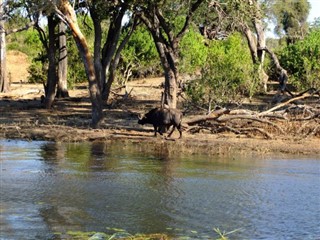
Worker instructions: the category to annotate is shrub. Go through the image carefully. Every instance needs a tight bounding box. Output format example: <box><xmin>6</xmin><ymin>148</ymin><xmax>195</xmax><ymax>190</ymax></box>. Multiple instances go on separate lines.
<box><xmin>185</xmin><ymin>33</ymin><xmax>256</xmax><ymax>109</ymax></box>
<box><xmin>279</xmin><ymin>28</ymin><xmax>320</xmax><ymax>90</ymax></box>
<box><xmin>27</xmin><ymin>57</ymin><xmax>47</xmax><ymax>84</ymax></box>
<box><xmin>179</xmin><ymin>27</ymin><xmax>208</xmax><ymax>74</ymax></box>
<box><xmin>121</xmin><ymin>25</ymin><xmax>160</xmax><ymax>79</ymax></box>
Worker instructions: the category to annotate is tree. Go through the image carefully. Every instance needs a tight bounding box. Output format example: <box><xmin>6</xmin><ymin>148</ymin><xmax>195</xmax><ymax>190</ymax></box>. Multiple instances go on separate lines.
<box><xmin>279</xmin><ymin>28</ymin><xmax>320</xmax><ymax>90</ymax></box>
<box><xmin>1</xmin><ymin>0</ymin><xmax>40</xmax><ymax>92</ymax></box>
<box><xmin>185</xmin><ymin>33</ymin><xmax>255</xmax><ymax>110</ymax></box>
<box><xmin>53</xmin><ymin>0</ymin><xmax>103</xmax><ymax>128</ymax></box>
<box><xmin>56</xmin><ymin>21</ymin><xmax>69</xmax><ymax>98</ymax></box>
<box><xmin>137</xmin><ymin>0</ymin><xmax>205</xmax><ymax>108</ymax></box>
<box><xmin>196</xmin><ymin>0</ymin><xmax>270</xmax><ymax>92</ymax></box>
<box><xmin>227</xmin><ymin>0</ymin><xmax>269</xmax><ymax>92</ymax></box>
<box><xmin>88</xmin><ymin>0</ymin><xmax>138</xmax><ymax>102</ymax></box>
<box><xmin>0</xmin><ymin>0</ymin><xmax>8</xmax><ymax>92</ymax></box>
<box><xmin>272</xmin><ymin>0</ymin><xmax>310</xmax><ymax>44</ymax></box>
<box><xmin>43</xmin><ymin>14</ymin><xmax>58</xmax><ymax>108</ymax></box>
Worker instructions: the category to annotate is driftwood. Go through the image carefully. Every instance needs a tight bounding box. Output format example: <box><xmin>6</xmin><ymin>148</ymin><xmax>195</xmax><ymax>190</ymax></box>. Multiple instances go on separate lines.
<box><xmin>184</xmin><ymin>91</ymin><xmax>319</xmax><ymax>139</ymax></box>
<box><xmin>217</xmin><ymin>114</ymin><xmax>284</xmax><ymax>134</ymax></box>
<box><xmin>258</xmin><ymin>94</ymin><xmax>315</xmax><ymax>116</ymax></box>
<box><xmin>185</xmin><ymin>108</ymin><xmax>230</xmax><ymax>125</ymax></box>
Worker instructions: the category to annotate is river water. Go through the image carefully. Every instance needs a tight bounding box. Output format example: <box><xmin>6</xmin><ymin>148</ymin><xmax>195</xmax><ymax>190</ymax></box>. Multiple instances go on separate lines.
<box><xmin>0</xmin><ymin>140</ymin><xmax>319</xmax><ymax>239</ymax></box>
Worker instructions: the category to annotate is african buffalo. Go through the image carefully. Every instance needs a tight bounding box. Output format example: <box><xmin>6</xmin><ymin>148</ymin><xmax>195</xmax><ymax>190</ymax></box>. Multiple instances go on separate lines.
<box><xmin>138</xmin><ymin>107</ymin><xmax>183</xmax><ymax>138</ymax></box>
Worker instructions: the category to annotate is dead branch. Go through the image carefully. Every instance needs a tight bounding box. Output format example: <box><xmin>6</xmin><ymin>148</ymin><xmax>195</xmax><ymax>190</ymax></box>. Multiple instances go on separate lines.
<box><xmin>241</xmin><ymin>127</ymin><xmax>273</xmax><ymax>139</ymax></box>
<box><xmin>110</xmin><ymin>87</ymin><xmax>133</xmax><ymax>99</ymax></box>
<box><xmin>258</xmin><ymin>94</ymin><xmax>315</xmax><ymax>116</ymax></box>
<box><xmin>229</xmin><ymin>109</ymin><xmax>257</xmax><ymax>115</ymax></box>
<box><xmin>295</xmin><ymin>87</ymin><xmax>319</xmax><ymax>97</ymax></box>
<box><xmin>220</xmin><ymin>125</ymin><xmax>241</xmax><ymax>134</ymax></box>
<box><xmin>216</xmin><ymin>115</ymin><xmax>284</xmax><ymax>134</ymax></box>
<box><xmin>301</xmin><ymin>125</ymin><xmax>319</xmax><ymax>139</ymax></box>
<box><xmin>112</xmin><ymin>85</ymin><xmax>126</xmax><ymax>92</ymax></box>
<box><xmin>293</xmin><ymin>113</ymin><xmax>320</xmax><ymax>121</ymax></box>
<box><xmin>6</xmin><ymin>20</ymin><xmax>36</xmax><ymax>35</ymax></box>
<box><xmin>260</xmin><ymin>113</ymin><xmax>288</xmax><ymax>120</ymax></box>
<box><xmin>185</xmin><ymin>108</ymin><xmax>230</xmax><ymax>126</ymax></box>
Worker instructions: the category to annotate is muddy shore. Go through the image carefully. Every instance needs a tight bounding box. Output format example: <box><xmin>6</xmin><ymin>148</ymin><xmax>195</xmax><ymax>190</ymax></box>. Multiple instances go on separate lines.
<box><xmin>1</xmin><ymin>80</ymin><xmax>319</xmax><ymax>157</ymax></box>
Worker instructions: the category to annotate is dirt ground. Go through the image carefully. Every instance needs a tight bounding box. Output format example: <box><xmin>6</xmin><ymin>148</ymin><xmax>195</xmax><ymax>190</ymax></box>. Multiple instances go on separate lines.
<box><xmin>1</xmin><ymin>51</ymin><xmax>319</xmax><ymax>157</ymax></box>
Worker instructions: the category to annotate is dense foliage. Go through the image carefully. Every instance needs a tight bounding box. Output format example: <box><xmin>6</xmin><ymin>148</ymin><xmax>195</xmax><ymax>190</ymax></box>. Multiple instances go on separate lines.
<box><xmin>7</xmin><ymin>29</ymin><xmax>42</xmax><ymax>58</ymax></box>
<box><xmin>280</xmin><ymin>28</ymin><xmax>320</xmax><ymax>90</ymax></box>
<box><xmin>179</xmin><ymin>26</ymin><xmax>207</xmax><ymax>75</ymax></box>
<box><xmin>185</xmin><ymin>33</ymin><xmax>256</xmax><ymax>109</ymax></box>
<box><xmin>272</xmin><ymin>0</ymin><xmax>310</xmax><ymax>44</ymax></box>
<box><xmin>120</xmin><ymin>25</ymin><xmax>159</xmax><ymax>79</ymax></box>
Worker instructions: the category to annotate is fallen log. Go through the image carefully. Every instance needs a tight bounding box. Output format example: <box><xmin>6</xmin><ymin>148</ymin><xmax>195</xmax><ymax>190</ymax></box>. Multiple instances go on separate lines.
<box><xmin>240</xmin><ymin>127</ymin><xmax>273</xmax><ymax>139</ymax></box>
<box><xmin>216</xmin><ymin>114</ymin><xmax>285</xmax><ymax>134</ymax></box>
<box><xmin>258</xmin><ymin>94</ymin><xmax>317</xmax><ymax>116</ymax></box>
<box><xmin>185</xmin><ymin>108</ymin><xmax>230</xmax><ymax>126</ymax></box>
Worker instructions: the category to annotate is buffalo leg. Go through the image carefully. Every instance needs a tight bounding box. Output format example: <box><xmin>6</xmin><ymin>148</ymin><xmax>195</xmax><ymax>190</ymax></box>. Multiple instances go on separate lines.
<box><xmin>153</xmin><ymin>126</ymin><xmax>158</xmax><ymax>137</ymax></box>
<box><xmin>167</xmin><ymin>126</ymin><xmax>176</xmax><ymax>137</ymax></box>
<box><xmin>177</xmin><ymin>124</ymin><xmax>182</xmax><ymax>138</ymax></box>
<box><xmin>167</xmin><ymin>125</ymin><xmax>182</xmax><ymax>139</ymax></box>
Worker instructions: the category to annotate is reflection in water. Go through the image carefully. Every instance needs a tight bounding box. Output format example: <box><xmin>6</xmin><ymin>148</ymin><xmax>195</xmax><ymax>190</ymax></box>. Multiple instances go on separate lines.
<box><xmin>1</xmin><ymin>140</ymin><xmax>319</xmax><ymax>239</ymax></box>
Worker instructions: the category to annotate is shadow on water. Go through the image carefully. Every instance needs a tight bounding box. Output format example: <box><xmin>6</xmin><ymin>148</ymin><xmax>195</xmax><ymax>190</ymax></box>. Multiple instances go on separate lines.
<box><xmin>1</xmin><ymin>140</ymin><xmax>320</xmax><ymax>239</ymax></box>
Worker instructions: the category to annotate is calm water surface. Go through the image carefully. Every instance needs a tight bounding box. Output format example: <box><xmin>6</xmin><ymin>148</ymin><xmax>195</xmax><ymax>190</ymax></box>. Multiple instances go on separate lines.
<box><xmin>0</xmin><ymin>140</ymin><xmax>319</xmax><ymax>239</ymax></box>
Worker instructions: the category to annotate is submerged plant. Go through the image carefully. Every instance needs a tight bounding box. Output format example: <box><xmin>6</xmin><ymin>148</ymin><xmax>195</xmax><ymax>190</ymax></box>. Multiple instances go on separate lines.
<box><xmin>214</xmin><ymin>227</ymin><xmax>243</xmax><ymax>240</ymax></box>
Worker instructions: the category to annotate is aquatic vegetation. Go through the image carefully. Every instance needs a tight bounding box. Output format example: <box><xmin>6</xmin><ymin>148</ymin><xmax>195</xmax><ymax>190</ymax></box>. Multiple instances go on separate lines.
<box><xmin>214</xmin><ymin>228</ymin><xmax>243</xmax><ymax>240</ymax></box>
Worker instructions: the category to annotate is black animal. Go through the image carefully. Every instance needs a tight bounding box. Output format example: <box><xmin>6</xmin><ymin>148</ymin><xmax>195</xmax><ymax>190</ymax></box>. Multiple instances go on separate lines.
<box><xmin>138</xmin><ymin>107</ymin><xmax>183</xmax><ymax>138</ymax></box>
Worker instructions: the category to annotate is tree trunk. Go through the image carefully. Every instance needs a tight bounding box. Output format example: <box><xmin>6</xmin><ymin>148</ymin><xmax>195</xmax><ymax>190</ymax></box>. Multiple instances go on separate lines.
<box><xmin>139</xmin><ymin>1</ymin><xmax>204</xmax><ymax>109</ymax></box>
<box><xmin>164</xmin><ymin>66</ymin><xmax>178</xmax><ymax>109</ymax></box>
<box><xmin>100</xmin><ymin>8</ymin><xmax>126</xmax><ymax>99</ymax></box>
<box><xmin>260</xmin><ymin>46</ymin><xmax>289</xmax><ymax>93</ymax></box>
<box><xmin>91</xmin><ymin>8</ymin><xmax>103</xmax><ymax>91</ymax></box>
<box><xmin>56</xmin><ymin>0</ymin><xmax>103</xmax><ymax>128</ymax></box>
<box><xmin>155</xmin><ymin>40</ymin><xmax>178</xmax><ymax>109</ymax></box>
<box><xmin>0</xmin><ymin>0</ymin><xmax>9</xmax><ymax>93</ymax></box>
<box><xmin>103</xmin><ymin>17</ymin><xmax>138</xmax><ymax>102</ymax></box>
<box><xmin>242</xmin><ymin>22</ymin><xmax>269</xmax><ymax>92</ymax></box>
<box><xmin>44</xmin><ymin>14</ymin><xmax>58</xmax><ymax>109</ymax></box>
<box><xmin>253</xmin><ymin>16</ymin><xmax>269</xmax><ymax>92</ymax></box>
<box><xmin>56</xmin><ymin>21</ymin><xmax>69</xmax><ymax>98</ymax></box>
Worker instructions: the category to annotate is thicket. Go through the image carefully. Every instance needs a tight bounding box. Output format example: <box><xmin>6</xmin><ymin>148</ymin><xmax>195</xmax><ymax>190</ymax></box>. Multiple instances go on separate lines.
<box><xmin>279</xmin><ymin>27</ymin><xmax>320</xmax><ymax>90</ymax></box>
<box><xmin>184</xmin><ymin>33</ymin><xmax>257</xmax><ymax>110</ymax></box>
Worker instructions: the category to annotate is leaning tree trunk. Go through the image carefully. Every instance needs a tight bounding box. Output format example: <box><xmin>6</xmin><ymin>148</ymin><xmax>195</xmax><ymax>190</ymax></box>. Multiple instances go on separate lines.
<box><xmin>242</xmin><ymin>23</ymin><xmax>269</xmax><ymax>92</ymax></box>
<box><xmin>253</xmin><ymin>15</ymin><xmax>269</xmax><ymax>92</ymax></box>
<box><xmin>56</xmin><ymin>21</ymin><xmax>69</xmax><ymax>98</ymax></box>
<box><xmin>56</xmin><ymin>0</ymin><xmax>103</xmax><ymax>128</ymax></box>
<box><xmin>44</xmin><ymin>14</ymin><xmax>58</xmax><ymax>109</ymax></box>
<box><xmin>260</xmin><ymin>46</ymin><xmax>289</xmax><ymax>94</ymax></box>
<box><xmin>0</xmin><ymin>0</ymin><xmax>9</xmax><ymax>93</ymax></box>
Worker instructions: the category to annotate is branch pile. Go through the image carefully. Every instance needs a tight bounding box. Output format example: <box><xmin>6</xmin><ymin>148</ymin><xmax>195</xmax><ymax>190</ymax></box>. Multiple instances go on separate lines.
<box><xmin>184</xmin><ymin>92</ymin><xmax>320</xmax><ymax>140</ymax></box>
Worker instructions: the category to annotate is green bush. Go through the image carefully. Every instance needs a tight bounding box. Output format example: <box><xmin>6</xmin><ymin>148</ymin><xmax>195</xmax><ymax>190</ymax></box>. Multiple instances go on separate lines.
<box><xmin>27</xmin><ymin>58</ymin><xmax>47</xmax><ymax>84</ymax></box>
<box><xmin>121</xmin><ymin>25</ymin><xmax>159</xmax><ymax>79</ymax></box>
<box><xmin>7</xmin><ymin>29</ymin><xmax>42</xmax><ymax>58</ymax></box>
<box><xmin>279</xmin><ymin>28</ymin><xmax>320</xmax><ymax>90</ymax></box>
<box><xmin>179</xmin><ymin>27</ymin><xmax>207</xmax><ymax>74</ymax></box>
<box><xmin>185</xmin><ymin>33</ymin><xmax>256</xmax><ymax>108</ymax></box>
